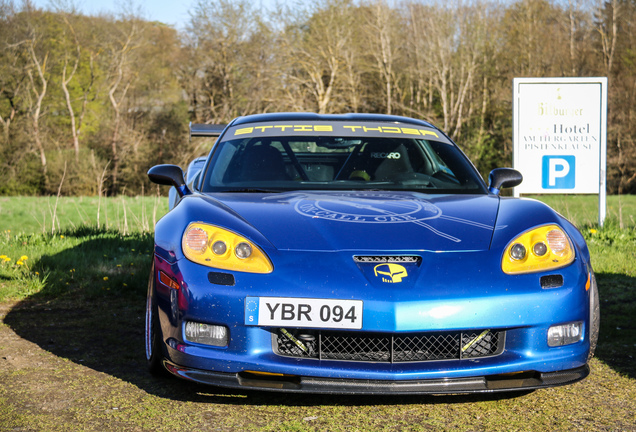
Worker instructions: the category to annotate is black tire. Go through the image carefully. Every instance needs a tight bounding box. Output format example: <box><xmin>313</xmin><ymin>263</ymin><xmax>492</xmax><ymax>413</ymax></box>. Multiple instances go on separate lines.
<box><xmin>145</xmin><ymin>263</ymin><xmax>166</xmax><ymax>375</ymax></box>
<box><xmin>588</xmin><ymin>271</ymin><xmax>600</xmax><ymax>360</ymax></box>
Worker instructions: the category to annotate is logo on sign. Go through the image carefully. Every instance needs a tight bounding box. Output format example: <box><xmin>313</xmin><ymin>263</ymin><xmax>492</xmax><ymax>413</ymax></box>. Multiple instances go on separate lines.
<box><xmin>374</xmin><ymin>263</ymin><xmax>408</xmax><ymax>283</ymax></box>
<box><xmin>542</xmin><ymin>155</ymin><xmax>576</xmax><ymax>189</ymax></box>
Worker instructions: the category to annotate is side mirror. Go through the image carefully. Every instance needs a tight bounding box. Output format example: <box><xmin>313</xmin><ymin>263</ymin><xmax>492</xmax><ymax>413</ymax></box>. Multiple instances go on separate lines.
<box><xmin>488</xmin><ymin>168</ymin><xmax>523</xmax><ymax>195</ymax></box>
<box><xmin>148</xmin><ymin>164</ymin><xmax>191</xmax><ymax>197</ymax></box>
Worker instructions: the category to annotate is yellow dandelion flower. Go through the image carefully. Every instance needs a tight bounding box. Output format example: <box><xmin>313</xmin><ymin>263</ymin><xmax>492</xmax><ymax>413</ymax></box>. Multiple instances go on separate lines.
<box><xmin>60</xmin><ymin>235</ymin><xmax>64</xmax><ymax>238</ymax></box>
<box><xmin>20</xmin><ymin>255</ymin><xmax>28</xmax><ymax>261</ymax></box>
<box><xmin>17</xmin><ymin>261</ymin><xmax>23</xmax><ymax>266</ymax></box>
<box><xmin>590</xmin><ymin>229</ymin><xmax>597</xmax><ymax>234</ymax></box>
<box><xmin>4</xmin><ymin>257</ymin><xmax>11</xmax><ymax>262</ymax></box>
<box><xmin>116</xmin><ymin>264</ymin><xmax>121</xmax><ymax>268</ymax></box>
<box><xmin>35</xmin><ymin>272</ymin><xmax>39</xmax><ymax>275</ymax></box>
<box><xmin>0</xmin><ymin>255</ymin><xmax>6</xmax><ymax>259</ymax></box>
<box><xmin>103</xmin><ymin>276</ymin><xmax>109</xmax><ymax>281</ymax></box>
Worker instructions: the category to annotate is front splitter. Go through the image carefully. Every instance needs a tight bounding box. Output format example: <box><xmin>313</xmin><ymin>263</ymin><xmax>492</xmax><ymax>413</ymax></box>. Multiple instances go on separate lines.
<box><xmin>163</xmin><ymin>360</ymin><xmax>589</xmax><ymax>395</ymax></box>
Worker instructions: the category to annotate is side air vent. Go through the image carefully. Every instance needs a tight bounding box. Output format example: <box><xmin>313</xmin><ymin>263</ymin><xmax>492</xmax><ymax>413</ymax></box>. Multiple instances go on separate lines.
<box><xmin>540</xmin><ymin>274</ymin><xmax>564</xmax><ymax>289</ymax></box>
<box><xmin>208</xmin><ymin>272</ymin><xmax>236</xmax><ymax>286</ymax></box>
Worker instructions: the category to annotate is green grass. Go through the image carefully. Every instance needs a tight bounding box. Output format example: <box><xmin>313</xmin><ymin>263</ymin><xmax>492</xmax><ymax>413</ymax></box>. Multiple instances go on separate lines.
<box><xmin>0</xmin><ymin>195</ymin><xmax>169</xmax><ymax>235</ymax></box>
<box><xmin>0</xmin><ymin>228</ymin><xmax>153</xmax><ymax>302</ymax></box>
<box><xmin>527</xmin><ymin>194</ymin><xmax>636</xmax><ymax>229</ymax></box>
<box><xmin>0</xmin><ymin>195</ymin><xmax>166</xmax><ymax>303</ymax></box>
<box><xmin>0</xmin><ymin>196</ymin><xmax>165</xmax><ymax>301</ymax></box>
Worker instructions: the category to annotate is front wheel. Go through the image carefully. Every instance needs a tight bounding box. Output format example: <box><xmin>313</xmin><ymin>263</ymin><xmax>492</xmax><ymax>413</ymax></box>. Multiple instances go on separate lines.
<box><xmin>145</xmin><ymin>263</ymin><xmax>166</xmax><ymax>375</ymax></box>
<box><xmin>588</xmin><ymin>271</ymin><xmax>600</xmax><ymax>360</ymax></box>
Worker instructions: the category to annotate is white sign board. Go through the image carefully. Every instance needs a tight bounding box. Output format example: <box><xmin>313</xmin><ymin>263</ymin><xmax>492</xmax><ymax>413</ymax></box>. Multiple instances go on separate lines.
<box><xmin>512</xmin><ymin>77</ymin><xmax>607</xmax><ymax>225</ymax></box>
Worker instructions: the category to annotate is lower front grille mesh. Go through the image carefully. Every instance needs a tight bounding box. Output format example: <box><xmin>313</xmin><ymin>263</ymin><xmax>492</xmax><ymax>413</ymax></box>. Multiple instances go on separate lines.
<box><xmin>274</xmin><ymin>329</ymin><xmax>504</xmax><ymax>363</ymax></box>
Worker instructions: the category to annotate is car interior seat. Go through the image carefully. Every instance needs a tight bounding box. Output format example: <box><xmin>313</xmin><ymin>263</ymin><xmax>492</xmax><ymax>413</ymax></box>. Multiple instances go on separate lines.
<box><xmin>239</xmin><ymin>145</ymin><xmax>289</xmax><ymax>181</ymax></box>
<box><xmin>373</xmin><ymin>143</ymin><xmax>413</xmax><ymax>181</ymax></box>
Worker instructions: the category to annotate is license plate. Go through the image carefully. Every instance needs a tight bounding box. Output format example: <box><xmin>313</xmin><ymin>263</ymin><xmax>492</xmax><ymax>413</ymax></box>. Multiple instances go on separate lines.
<box><xmin>245</xmin><ymin>297</ymin><xmax>363</xmax><ymax>329</ymax></box>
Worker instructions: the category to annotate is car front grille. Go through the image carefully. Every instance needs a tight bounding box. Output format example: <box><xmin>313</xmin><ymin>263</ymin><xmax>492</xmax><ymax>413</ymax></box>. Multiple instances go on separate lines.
<box><xmin>273</xmin><ymin>329</ymin><xmax>504</xmax><ymax>363</ymax></box>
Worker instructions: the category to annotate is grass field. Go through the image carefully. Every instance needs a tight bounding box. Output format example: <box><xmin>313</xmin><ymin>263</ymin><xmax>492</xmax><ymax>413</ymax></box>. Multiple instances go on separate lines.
<box><xmin>527</xmin><ymin>194</ymin><xmax>636</xmax><ymax>229</ymax></box>
<box><xmin>0</xmin><ymin>194</ymin><xmax>634</xmax><ymax>431</ymax></box>
<box><xmin>0</xmin><ymin>194</ymin><xmax>633</xmax><ymax>235</ymax></box>
<box><xmin>0</xmin><ymin>195</ymin><xmax>169</xmax><ymax>235</ymax></box>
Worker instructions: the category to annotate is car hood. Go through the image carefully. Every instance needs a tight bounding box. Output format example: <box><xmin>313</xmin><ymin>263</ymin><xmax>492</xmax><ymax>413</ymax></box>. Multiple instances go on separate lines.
<box><xmin>206</xmin><ymin>191</ymin><xmax>500</xmax><ymax>252</ymax></box>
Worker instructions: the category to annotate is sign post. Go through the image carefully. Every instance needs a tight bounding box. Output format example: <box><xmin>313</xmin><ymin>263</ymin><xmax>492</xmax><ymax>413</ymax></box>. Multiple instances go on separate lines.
<box><xmin>512</xmin><ymin>77</ymin><xmax>608</xmax><ymax>226</ymax></box>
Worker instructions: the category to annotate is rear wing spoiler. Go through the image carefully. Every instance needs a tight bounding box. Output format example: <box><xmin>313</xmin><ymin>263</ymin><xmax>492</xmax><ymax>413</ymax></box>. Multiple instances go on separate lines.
<box><xmin>189</xmin><ymin>123</ymin><xmax>227</xmax><ymax>138</ymax></box>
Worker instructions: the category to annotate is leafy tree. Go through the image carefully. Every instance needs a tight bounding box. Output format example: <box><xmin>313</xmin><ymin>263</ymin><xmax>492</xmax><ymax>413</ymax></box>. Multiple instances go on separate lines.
<box><xmin>1</xmin><ymin>0</ymin><xmax>635</xmax><ymax>195</ymax></box>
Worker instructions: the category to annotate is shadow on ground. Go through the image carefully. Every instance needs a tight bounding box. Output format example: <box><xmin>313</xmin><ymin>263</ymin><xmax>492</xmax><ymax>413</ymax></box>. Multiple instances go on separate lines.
<box><xmin>3</xmin><ymin>235</ymin><xmax>635</xmax><ymax>406</ymax></box>
<box><xmin>594</xmin><ymin>271</ymin><xmax>636</xmax><ymax>379</ymax></box>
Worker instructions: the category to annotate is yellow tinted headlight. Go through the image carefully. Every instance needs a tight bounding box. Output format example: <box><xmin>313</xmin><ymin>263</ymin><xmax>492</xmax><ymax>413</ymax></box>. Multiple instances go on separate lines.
<box><xmin>502</xmin><ymin>225</ymin><xmax>574</xmax><ymax>275</ymax></box>
<box><xmin>182</xmin><ymin>223</ymin><xmax>273</xmax><ymax>273</ymax></box>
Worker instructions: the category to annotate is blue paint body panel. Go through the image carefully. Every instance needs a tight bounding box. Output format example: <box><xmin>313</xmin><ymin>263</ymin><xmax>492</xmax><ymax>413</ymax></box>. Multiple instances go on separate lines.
<box><xmin>148</xmin><ymin>113</ymin><xmax>595</xmax><ymax>394</ymax></box>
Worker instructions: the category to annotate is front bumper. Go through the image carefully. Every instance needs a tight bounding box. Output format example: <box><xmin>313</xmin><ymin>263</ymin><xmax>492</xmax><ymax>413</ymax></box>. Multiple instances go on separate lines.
<box><xmin>164</xmin><ymin>360</ymin><xmax>589</xmax><ymax>394</ymax></box>
<box><xmin>153</xmin><ymin>247</ymin><xmax>593</xmax><ymax>389</ymax></box>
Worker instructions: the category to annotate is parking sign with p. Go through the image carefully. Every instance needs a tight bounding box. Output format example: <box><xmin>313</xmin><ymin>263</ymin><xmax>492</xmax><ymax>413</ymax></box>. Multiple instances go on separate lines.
<box><xmin>542</xmin><ymin>156</ymin><xmax>576</xmax><ymax>189</ymax></box>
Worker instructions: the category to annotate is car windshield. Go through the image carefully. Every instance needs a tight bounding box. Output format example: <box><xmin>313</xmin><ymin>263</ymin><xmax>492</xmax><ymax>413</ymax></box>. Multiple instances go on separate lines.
<box><xmin>201</xmin><ymin>121</ymin><xmax>486</xmax><ymax>194</ymax></box>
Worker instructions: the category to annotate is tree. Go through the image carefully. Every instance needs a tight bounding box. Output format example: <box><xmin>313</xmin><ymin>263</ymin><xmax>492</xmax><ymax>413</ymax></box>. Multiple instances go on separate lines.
<box><xmin>362</xmin><ymin>0</ymin><xmax>404</xmax><ymax>115</ymax></box>
<box><xmin>594</xmin><ymin>0</ymin><xmax>636</xmax><ymax>195</ymax></box>
<box><xmin>183</xmin><ymin>0</ymin><xmax>276</xmax><ymax>122</ymax></box>
<box><xmin>0</xmin><ymin>0</ymin><xmax>634</xmax><ymax>195</ymax></box>
<box><xmin>405</xmin><ymin>1</ymin><xmax>488</xmax><ymax>139</ymax></box>
<box><xmin>57</xmin><ymin>12</ymin><xmax>83</xmax><ymax>162</ymax></box>
<box><xmin>278</xmin><ymin>0</ymin><xmax>357</xmax><ymax>114</ymax></box>
<box><xmin>100</xmin><ymin>15</ymin><xmax>143</xmax><ymax>193</ymax></box>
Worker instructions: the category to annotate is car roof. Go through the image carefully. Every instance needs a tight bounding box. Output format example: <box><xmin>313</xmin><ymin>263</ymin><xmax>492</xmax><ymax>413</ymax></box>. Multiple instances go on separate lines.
<box><xmin>229</xmin><ymin>112</ymin><xmax>438</xmax><ymax>129</ymax></box>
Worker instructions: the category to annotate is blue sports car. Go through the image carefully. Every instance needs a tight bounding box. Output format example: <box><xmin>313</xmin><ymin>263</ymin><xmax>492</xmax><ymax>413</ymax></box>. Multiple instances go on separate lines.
<box><xmin>146</xmin><ymin>113</ymin><xmax>599</xmax><ymax>394</ymax></box>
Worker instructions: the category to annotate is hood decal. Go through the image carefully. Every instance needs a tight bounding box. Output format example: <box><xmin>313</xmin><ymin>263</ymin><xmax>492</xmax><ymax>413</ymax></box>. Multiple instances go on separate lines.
<box><xmin>265</xmin><ymin>192</ymin><xmax>496</xmax><ymax>244</ymax></box>
<box><xmin>208</xmin><ymin>191</ymin><xmax>502</xmax><ymax>252</ymax></box>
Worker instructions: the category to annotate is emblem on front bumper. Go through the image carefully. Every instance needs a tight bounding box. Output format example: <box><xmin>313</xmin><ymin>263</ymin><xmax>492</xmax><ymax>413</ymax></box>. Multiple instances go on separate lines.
<box><xmin>374</xmin><ymin>263</ymin><xmax>408</xmax><ymax>283</ymax></box>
